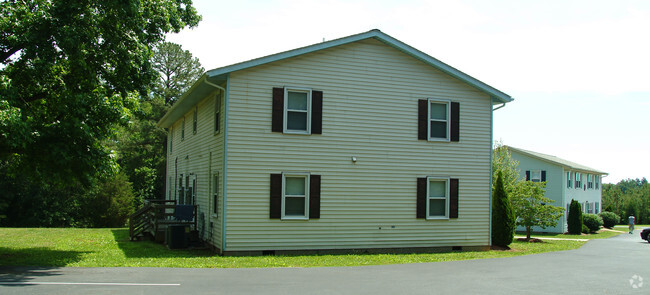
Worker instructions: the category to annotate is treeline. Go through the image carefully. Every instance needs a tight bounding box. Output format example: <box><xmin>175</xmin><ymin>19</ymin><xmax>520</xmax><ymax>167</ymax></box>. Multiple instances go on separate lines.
<box><xmin>0</xmin><ymin>1</ymin><xmax>202</xmax><ymax>228</ymax></box>
<box><xmin>602</xmin><ymin>178</ymin><xmax>650</xmax><ymax>224</ymax></box>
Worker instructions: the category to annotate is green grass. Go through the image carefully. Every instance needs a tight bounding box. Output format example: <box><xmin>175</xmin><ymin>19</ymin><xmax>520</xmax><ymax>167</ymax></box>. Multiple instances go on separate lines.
<box><xmin>614</xmin><ymin>224</ymin><xmax>650</xmax><ymax>232</ymax></box>
<box><xmin>515</xmin><ymin>228</ymin><xmax>623</xmax><ymax>240</ymax></box>
<box><xmin>0</xmin><ymin>228</ymin><xmax>586</xmax><ymax>268</ymax></box>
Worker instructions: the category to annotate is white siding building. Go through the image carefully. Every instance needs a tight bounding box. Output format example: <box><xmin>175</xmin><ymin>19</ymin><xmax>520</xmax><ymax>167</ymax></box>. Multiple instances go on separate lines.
<box><xmin>506</xmin><ymin>146</ymin><xmax>608</xmax><ymax>234</ymax></box>
<box><xmin>158</xmin><ymin>30</ymin><xmax>513</xmax><ymax>254</ymax></box>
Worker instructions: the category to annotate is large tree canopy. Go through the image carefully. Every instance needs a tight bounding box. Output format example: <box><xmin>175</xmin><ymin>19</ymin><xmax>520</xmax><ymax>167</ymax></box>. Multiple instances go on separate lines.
<box><xmin>0</xmin><ymin>0</ymin><xmax>200</xmax><ymax>184</ymax></box>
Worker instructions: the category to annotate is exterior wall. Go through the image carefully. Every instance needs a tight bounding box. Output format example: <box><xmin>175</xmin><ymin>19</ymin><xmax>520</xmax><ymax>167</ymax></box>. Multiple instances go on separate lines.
<box><xmin>223</xmin><ymin>38</ymin><xmax>494</xmax><ymax>252</ymax></box>
<box><xmin>563</xmin><ymin>170</ymin><xmax>603</xmax><ymax>217</ymax></box>
<box><xmin>509</xmin><ymin>151</ymin><xmax>565</xmax><ymax>233</ymax></box>
<box><xmin>166</xmin><ymin>89</ymin><xmax>225</xmax><ymax>250</ymax></box>
<box><xmin>510</xmin><ymin>151</ymin><xmax>604</xmax><ymax>234</ymax></box>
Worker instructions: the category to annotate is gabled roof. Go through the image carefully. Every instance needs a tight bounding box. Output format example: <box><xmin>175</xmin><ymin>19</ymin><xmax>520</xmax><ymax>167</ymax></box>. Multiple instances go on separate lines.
<box><xmin>159</xmin><ymin>29</ymin><xmax>513</xmax><ymax>128</ymax></box>
<box><xmin>506</xmin><ymin>146</ymin><xmax>608</xmax><ymax>175</ymax></box>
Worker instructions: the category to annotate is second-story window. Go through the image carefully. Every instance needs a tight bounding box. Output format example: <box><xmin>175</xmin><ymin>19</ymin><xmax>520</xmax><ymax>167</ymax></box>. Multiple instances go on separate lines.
<box><xmin>428</xmin><ymin>99</ymin><xmax>450</xmax><ymax>141</ymax></box>
<box><xmin>566</xmin><ymin>171</ymin><xmax>572</xmax><ymax>188</ymax></box>
<box><xmin>284</xmin><ymin>88</ymin><xmax>312</xmax><ymax>134</ymax></box>
<box><xmin>181</xmin><ymin>117</ymin><xmax>185</xmax><ymax>141</ymax></box>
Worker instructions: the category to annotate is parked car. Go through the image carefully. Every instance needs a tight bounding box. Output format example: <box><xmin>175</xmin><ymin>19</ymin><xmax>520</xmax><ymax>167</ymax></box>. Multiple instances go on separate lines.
<box><xmin>641</xmin><ymin>228</ymin><xmax>650</xmax><ymax>243</ymax></box>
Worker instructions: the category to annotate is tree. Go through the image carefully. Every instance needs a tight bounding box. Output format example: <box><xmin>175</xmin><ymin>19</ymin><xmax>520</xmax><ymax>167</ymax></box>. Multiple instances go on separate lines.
<box><xmin>152</xmin><ymin>42</ymin><xmax>205</xmax><ymax>105</ymax></box>
<box><xmin>114</xmin><ymin>42</ymin><xmax>204</xmax><ymax>205</ymax></box>
<box><xmin>492</xmin><ymin>142</ymin><xmax>522</xmax><ymax>196</ymax></box>
<box><xmin>567</xmin><ymin>199</ymin><xmax>583</xmax><ymax>234</ymax></box>
<box><xmin>0</xmin><ymin>0</ymin><xmax>200</xmax><ymax>186</ymax></box>
<box><xmin>492</xmin><ymin>171</ymin><xmax>516</xmax><ymax>247</ymax></box>
<box><xmin>0</xmin><ymin>0</ymin><xmax>200</xmax><ymax>226</ymax></box>
<box><xmin>511</xmin><ymin>181</ymin><xmax>565</xmax><ymax>239</ymax></box>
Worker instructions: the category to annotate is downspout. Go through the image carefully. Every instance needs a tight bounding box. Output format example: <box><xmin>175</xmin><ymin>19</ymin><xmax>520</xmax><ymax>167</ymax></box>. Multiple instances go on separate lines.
<box><xmin>489</xmin><ymin>99</ymin><xmax>506</xmax><ymax>247</ymax></box>
<box><xmin>204</xmin><ymin>78</ymin><xmax>228</xmax><ymax>253</ymax></box>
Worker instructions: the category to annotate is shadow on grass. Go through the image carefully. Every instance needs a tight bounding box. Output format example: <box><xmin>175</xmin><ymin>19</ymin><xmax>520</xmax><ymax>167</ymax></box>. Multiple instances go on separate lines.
<box><xmin>111</xmin><ymin>229</ymin><xmax>214</xmax><ymax>259</ymax></box>
<box><xmin>0</xmin><ymin>247</ymin><xmax>86</xmax><ymax>268</ymax></box>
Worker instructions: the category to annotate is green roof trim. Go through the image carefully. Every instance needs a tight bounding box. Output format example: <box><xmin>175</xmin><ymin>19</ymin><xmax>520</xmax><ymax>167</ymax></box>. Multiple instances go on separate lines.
<box><xmin>159</xmin><ymin>29</ymin><xmax>513</xmax><ymax>128</ymax></box>
<box><xmin>506</xmin><ymin>146</ymin><xmax>608</xmax><ymax>175</ymax></box>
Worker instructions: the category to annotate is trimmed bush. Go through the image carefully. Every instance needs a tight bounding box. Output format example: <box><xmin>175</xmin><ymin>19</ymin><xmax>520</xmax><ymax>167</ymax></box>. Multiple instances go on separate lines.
<box><xmin>582</xmin><ymin>224</ymin><xmax>589</xmax><ymax>234</ymax></box>
<box><xmin>567</xmin><ymin>199</ymin><xmax>583</xmax><ymax>234</ymax></box>
<box><xmin>492</xmin><ymin>171</ymin><xmax>516</xmax><ymax>247</ymax></box>
<box><xmin>583</xmin><ymin>213</ymin><xmax>603</xmax><ymax>233</ymax></box>
<box><xmin>599</xmin><ymin>211</ymin><xmax>620</xmax><ymax>229</ymax></box>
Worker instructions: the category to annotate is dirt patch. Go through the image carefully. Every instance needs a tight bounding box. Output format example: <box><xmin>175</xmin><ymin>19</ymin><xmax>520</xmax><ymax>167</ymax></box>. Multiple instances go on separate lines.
<box><xmin>490</xmin><ymin>245</ymin><xmax>512</xmax><ymax>251</ymax></box>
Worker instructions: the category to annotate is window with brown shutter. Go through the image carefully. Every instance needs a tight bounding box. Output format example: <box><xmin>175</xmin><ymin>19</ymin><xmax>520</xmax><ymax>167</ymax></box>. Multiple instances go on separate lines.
<box><xmin>272</xmin><ymin>87</ymin><xmax>322</xmax><ymax>135</ymax></box>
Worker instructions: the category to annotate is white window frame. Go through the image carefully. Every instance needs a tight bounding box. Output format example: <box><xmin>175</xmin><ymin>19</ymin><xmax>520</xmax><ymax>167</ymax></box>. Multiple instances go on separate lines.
<box><xmin>575</xmin><ymin>172</ymin><xmax>582</xmax><ymax>189</ymax></box>
<box><xmin>427</xmin><ymin>99</ymin><xmax>451</xmax><ymax>142</ymax></box>
<box><xmin>426</xmin><ymin>177</ymin><xmax>450</xmax><ymax>219</ymax></box>
<box><xmin>530</xmin><ymin>170</ymin><xmax>542</xmax><ymax>182</ymax></box>
<box><xmin>283</xmin><ymin>87</ymin><xmax>312</xmax><ymax>135</ymax></box>
<box><xmin>595</xmin><ymin>175</ymin><xmax>600</xmax><ymax>189</ymax></box>
<box><xmin>281</xmin><ymin>172</ymin><xmax>310</xmax><ymax>220</ymax></box>
<box><xmin>181</xmin><ymin>117</ymin><xmax>185</xmax><ymax>141</ymax></box>
<box><xmin>169</xmin><ymin>126</ymin><xmax>173</xmax><ymax>154</ymax></box>
<box><xmin>566</xmin><ymin>171</ymin><xmax>572</xmax><ymax>188</ymax></box>
<box><xmin>587</xmin><ymin>174</ymin><xmax>594</xmax><ymax>189</ymax></box>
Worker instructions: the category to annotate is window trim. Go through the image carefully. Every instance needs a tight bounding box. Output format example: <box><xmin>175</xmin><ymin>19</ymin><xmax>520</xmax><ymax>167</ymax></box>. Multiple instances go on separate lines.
<box><xmin>566</xmin><ymin>171</ymin><xmax>572</xmax><ymax>188</ymax></box>
<box><xmin>426</xmin><ymin>177</ymin><xmax>450</xmax><ymax>220</ymax></box>
<box><xmin>281</xmin><ymin>172</ymin><xmax>310</xmax><ymax>220</ymax></box>
<box><xmin>283</xmin><ymin>87</ymin><xmax>312</xmax><ymax>135</ymax></box>
<box><xmin>169</xmin><ymin>126</ymin><xmax>173</xmax><ymax>154</ymax></box>
<box><xmin>427</xmin><ymin>98</ymin><xmax>451</xmax><ymax>142</ymax></box>
<box><xmin>530</xmin><ymin>170</ymin><xmax>542</xmax><ymax>182</ymax></box>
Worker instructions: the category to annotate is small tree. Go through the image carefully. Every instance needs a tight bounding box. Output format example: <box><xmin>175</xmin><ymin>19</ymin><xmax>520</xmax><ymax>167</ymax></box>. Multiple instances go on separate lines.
<box><xmin>511</xmin><ymin>181</ymin><xmax>565</xmax><ymax>239</ymax></box>
<box><xmin>567</xmin><ymin>199</ymin><xmax>583</xmax><ymax>234</ymax></box>
<box><xmin>492</xmin><ymin>171</ymin><xmax>516</xmax><ymax>247</ymax></box>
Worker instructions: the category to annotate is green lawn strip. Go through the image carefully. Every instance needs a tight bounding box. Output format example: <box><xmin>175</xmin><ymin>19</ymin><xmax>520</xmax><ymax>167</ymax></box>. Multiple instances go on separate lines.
<box><xmin>515</xmin><ymin>229</ymin><xmax>623</xmax><ymax>240</ymax></box>
<box><xmin>0</xmin><ymin>228</ymin><xmax>583</xmax><ymax>268</ymax></box>
<box><xmin>614</xmin><ymin>225</ymin><xmax>650</xmax><ymax>231</ymax></box>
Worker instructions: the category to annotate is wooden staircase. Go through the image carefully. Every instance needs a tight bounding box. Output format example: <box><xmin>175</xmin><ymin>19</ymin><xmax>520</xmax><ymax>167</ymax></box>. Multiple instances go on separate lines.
<box><xmin>129</xmin><ymin>199</ymin><xmax>197</xmax><ymax>242</ymax></box>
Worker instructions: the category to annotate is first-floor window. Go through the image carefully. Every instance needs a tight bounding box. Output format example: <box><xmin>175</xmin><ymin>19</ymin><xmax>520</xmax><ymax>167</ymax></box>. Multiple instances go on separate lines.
<box><xmin>282</xmin><ymin>173</ymin><xmax>310</xmax><ymax>219</ymax></box>
<box><xmin>427</xmin><ymin>177</ymin><xmax>449</xmax><ymax>219</ymax></box>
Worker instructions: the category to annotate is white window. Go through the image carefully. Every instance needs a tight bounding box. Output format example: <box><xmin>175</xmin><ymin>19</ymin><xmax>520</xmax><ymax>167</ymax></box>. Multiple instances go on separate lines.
<box><xmin>575</xmin><ymin>172</ymin><xmax>582</xmax><ymax>189</ymax></box>
<box><xmin>566</xmin><ymin>172</ymin><xmax>572</xmax><ymax>188</ymax></box>
<box><xmin>595</xmin><ymin>202</ymin><xmax>600</xmax><ymax>214</ymax></box>
<box><xmin>428</xmin><ymin>99</ymin><xmax>450</xmax><ymax>141</ymax></box>
<box><xmin>282</xmin><ymin>173</ymin><xmax>310</xmax><ymax>219</ymax></box>
<box><xmin>212</xmin><ymin>172</ymin><xmax>219</xmax><ymax>217</ymax></box>
<box><xmin>587</xmin><ymin>174</ymin><xmax>594</xmax><ymax>189</ymax></box>
<box><xmin>427</xmin><ymin>177</ymin><xmax>449</xmax><ymax>219</ymax></box>
<box><xmin>595</xmin><ymin>175</ymin><xmax>600</xmax><ymax>189</ymax></box>
<box><xmin>531</xmin><ymin>170</ymin><xmax>542</xmax><ymax>182</ymax></box>
<box><xmin>283</xmin><ymin>88</ymin><xmax>312</xmax><ymax>134</ymax></box>
<box><xmin>214</xmin><ymin>93</ymin><xmax>221</xmax><ymax>134</ymax></box>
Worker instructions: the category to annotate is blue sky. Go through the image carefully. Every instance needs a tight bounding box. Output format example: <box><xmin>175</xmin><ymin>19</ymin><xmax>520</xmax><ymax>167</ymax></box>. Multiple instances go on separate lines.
<box><xmin>167</xmin><ymin>0</ymin><xmax>650</xmax><ymax>183</ymax></box>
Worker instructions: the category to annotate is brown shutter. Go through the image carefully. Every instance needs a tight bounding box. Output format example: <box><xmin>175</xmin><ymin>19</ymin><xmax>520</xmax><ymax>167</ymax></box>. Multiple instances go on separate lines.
<box><xmin>450</xmin><ymin>102</ymin><xmax>459</xmax><ymax>142</ymax></box>
<box><xmin>417</xmin><ymin>177</ymin><xmax>427</xmax><ymax>218</ymax></box>
<box><xmin>312</xmin><ymin>91</ymin><xmax>323</xmax><ymax>134</ymax></box>
<box><xmin>541</xmin><ymin>170</ymin><xmax>547</xmax><ymax>182</ymax></box>
<box><xmin>309</xmin><ymin>174</ymin><xmax>321</xmax><ymax>219</ymax></box>
<box><xmin>270</xmin><ymin>174</ymin><xmax>282</xmax><ymax>219</ymax></box>
<box><xmin>525</xmin><ymin>170</ymin><xmax>530</xmax><ymax>181</ymax></box>
<box><xmin>418</xmin><ymin>100</ymin><xmax>428</xmax><ymax>140</ymax></box>
<box><xmin>272</xmin><ymin>88</ymin><xmax>284</xmax><ymax>132</ymax></box>
<box><xmin>450</xmin><ymin>178</ymin><xmax>459</xmax><ymax>218</ymax></box>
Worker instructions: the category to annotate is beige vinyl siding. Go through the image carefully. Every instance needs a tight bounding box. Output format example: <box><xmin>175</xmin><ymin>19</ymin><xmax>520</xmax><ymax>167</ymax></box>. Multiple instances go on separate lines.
<box><xmin>166</xmin><ymin>89</ymin><xmax>225</xmax><ymax>249</ymax></box>
<box><xmin>223</xmin><ymin>38</ymin><xmax>492</xmax><ymax>251</ymax></box>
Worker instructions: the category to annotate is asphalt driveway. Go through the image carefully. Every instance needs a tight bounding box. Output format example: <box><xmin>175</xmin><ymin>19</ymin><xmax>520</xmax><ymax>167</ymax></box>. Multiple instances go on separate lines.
<box><xmin>1</xmin><ymin>230</ymin><xmax>648</xmax><ymax>295</ymax></box>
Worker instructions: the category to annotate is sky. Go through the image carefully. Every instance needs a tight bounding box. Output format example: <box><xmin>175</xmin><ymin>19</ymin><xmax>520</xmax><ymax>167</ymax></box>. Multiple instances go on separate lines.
<box><xmin>167</xmin><ymin>0</ymin><xmax>650</xmax><ymax>184</ymax></box>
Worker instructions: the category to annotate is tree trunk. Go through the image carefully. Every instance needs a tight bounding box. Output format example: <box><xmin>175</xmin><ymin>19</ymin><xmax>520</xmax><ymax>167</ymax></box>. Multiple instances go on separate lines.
<box><xmin>526</xmin><ymin>226</ymin><xmax>532</xmax><ymax>240</ymax></box>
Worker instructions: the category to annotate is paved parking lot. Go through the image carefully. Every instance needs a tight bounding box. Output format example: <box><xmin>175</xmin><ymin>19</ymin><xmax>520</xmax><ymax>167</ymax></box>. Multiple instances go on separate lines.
<box><xmin>1</xmin><ymin>230</ymin><xmax>648</xmax><ymax>294</ymax></box>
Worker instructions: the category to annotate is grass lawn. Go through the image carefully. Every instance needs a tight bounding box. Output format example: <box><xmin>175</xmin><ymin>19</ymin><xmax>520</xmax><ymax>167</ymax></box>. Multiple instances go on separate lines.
<box><xmin>614</xmin><ymin>224</ymin><xmax>650</xmax><ymax>232</ymax></box>
<box><xmin>515</xmin><ymin>228</ymin><xmax>623</xmax><ymax>240</ymax></box>
<box><xmin>0</xmin><ymin>228</ymin><xmax>587</xmax><ymax>268</ymax></box>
